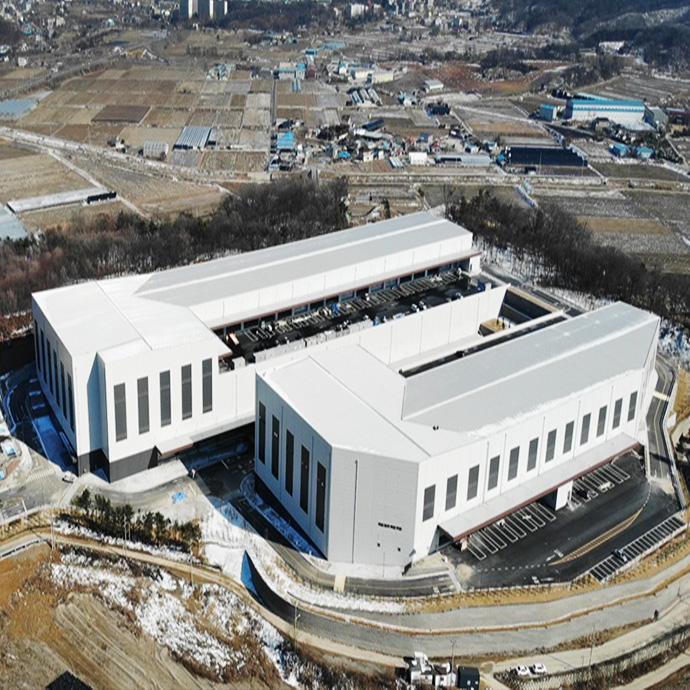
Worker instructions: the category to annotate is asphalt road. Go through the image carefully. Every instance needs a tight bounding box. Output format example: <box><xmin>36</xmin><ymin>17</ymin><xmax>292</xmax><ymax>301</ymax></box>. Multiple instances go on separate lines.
<box><xmin>648</xmin><ymin>357</ymin><xmax>676</xmax><ymax>481</ymax></box>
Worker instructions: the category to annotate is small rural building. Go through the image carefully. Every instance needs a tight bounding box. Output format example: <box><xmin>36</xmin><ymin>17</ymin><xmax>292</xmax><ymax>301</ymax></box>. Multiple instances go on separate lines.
<box><xmin>423</xmin><ymin>78</ymin><xmax>444</xmax><ymax>93</ymax></box>
<box><xmin>457</xmin><ymin>666</ymin><xmax>480</xmax><ymax>690</ymax></box>
<box><xmin>143</xmin><ymin>141</ymin><xmax>169</xmax><ymax>160</ymax></box>
<box><xmin>610</xmin><ymin>143</ymin><xmax>629</xmax><ymax>158</ymax></box>
<box><xmin>539</xmin><ymin>104</ymin><xmax>557</xmax><ymax>121</ymax></box>
<box><xmin>409</xmin><ymin>151</ymin><xmax>428</xmax><ymax>166</ymax></box>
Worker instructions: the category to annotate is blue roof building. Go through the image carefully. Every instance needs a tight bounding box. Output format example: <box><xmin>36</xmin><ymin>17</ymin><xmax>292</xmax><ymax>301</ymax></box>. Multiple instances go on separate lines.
<box><xmin>539</xmin><ymin>104</ymin><xmax>557</xmax><ymax>121</ymax></box>
<box><xmin>610</xmin><ymin>143</ymin><xmax>629</xmax><ymax>158</ymax></box>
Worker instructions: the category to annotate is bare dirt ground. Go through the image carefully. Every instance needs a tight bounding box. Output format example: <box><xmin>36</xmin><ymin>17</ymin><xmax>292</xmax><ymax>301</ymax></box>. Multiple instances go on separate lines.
<box><xmin>0</xmin><ymin>153</ymin><xmax>88</xmax><ymax>203</ymax></box>
<box><xmin>0</xmin><ymin>547</ymin><xmax>278</xmax><ymax>690</ymax></box>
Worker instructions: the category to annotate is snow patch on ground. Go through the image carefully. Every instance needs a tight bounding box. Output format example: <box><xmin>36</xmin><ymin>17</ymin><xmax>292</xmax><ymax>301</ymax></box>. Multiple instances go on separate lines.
<box><xmin>659</xmin><ymin>320</ymin><xmax>690</xmax><ymax>370</ymax></box>
<box><xmin>136</xmin><ymin>589</ymin><xmax>234</xmax><ymax>676</ymax></box>
<box><xmin>201</xmin><ymin>499</ymin><xmax>407</xmax><ymax>613</ymax></box>
<box><xmin>50</xmin><ymin>550</ymin><xmax>303</xmax><ymax>686</ymax></box>
<box><xmin>241</xmin><ymin>475</ymin><xmax>320</xmax><ymax>557</ymax></box>
<box><xmin>51</xmin><ymin>552</ymin><xmax>135</xmax><ymax>611</ymax></box>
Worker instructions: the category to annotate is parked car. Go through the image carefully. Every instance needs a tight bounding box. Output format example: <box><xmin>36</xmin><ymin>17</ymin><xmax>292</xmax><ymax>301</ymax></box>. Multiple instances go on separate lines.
<box><xmin>531</xmin><ymin>663</ymin><xmax>548</xmax><ymax>675</ymax></box>
<box><xmin>614</xmin><ymin>548</ymin><xmax>628</xmax><ymax>562</ymax></box>
<box><xmin>512</xmin><ymin>665</ymin><xmax>530</xmax><ymax>677</ymax></box>
<box><xmin>62</xmin><ymin>472</ymin><xmax>75</xmax><ymax>484</ymax></box>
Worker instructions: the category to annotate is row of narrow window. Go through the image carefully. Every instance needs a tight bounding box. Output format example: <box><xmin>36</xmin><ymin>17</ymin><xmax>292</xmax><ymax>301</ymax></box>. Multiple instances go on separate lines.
<box><xmin>113</xmin><ymin>359</ymin><xmax>213</xmax><ymax>442</ymax></box>
<box><xmin>35</xmin><ymin>322</ymin><xmax>74</xmax><ymax>433</ymax></box>
<box><xmin>257</xmin><ymin>403</ymin><xmax>327</xmax><ymax>533</ymax></box>
<box><xmin>423</xmin><ymin>391</ymin><xmax>638</xmax><ymax>522</ymax></box>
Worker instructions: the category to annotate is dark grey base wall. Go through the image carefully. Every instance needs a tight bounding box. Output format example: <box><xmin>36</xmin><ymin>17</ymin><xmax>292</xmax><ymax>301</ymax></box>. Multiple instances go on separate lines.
<box><xmin>78</xmin><ymin>447</ymin><xmax>160</xmax><ymax>482</ymax></box>
<box><xmin>78</xmin><ymin>449</ymin><xmax>107</xmax><ymax>478</ymax></box>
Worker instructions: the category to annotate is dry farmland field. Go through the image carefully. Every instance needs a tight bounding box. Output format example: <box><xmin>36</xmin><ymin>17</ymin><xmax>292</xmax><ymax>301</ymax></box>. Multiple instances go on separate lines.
<box><xmin>535</xmin><ymin>189</ymin><xmax>690</xmax><ymax>271</ymax></box>
<box><xmin>592</xmin><ymin>161</ymin><xmax>688</xmax><ymax>183</ymax></box>
<box><xmin>5</xmin><ymin>64</ymin><xmax>273</xmax><ymax>171</ymax></box>
<box><xmin>0</xmin><ymin>150</ymin><xmax>89</xmax><ymax>204</ymax></box>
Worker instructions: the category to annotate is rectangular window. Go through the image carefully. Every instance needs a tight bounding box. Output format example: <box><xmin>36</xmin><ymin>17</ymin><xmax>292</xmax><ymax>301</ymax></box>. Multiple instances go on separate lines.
<box><xmin>545</xmin><ymin>431</ymin><xmax>556</xmax><ymax>463</ymax></box>
<box><xmin>114</xmin><ymin>383</ymin><xmax>127</xmax><ymax>442</ymax></box>
<box><xmin>580</xmin><ymin>413</ymin><xmax>591</xmax><ymax>445</ymax></box>
<box><xmin>528</xmin><ymin>437</ymin><xmax>539</xmax><ymax>470</ymax></box>
<box><xmin>628</xmin><ymin>391</ymin><xmax>638</xmax><ymax>422</ymax></box>
<box><xmin>488</xmin><ymin>455</ymin><xmax>500</xmax><ymax>490</ymax></box>
<box><xmin>422</xmin><ymin>485</ymin><xmax>435</xmax><ymax>521</ymax></box>
<box><xmin>258</xmin><ymin>402</ymin><xmax>266</xmax><ymax>464</ymax></box>
<box><xmin>137</xmin><ymin>377</ymin><xmax>149</xmax><ymax>434</ymax></box>
<box><xmin>613</xmin><ymin>398</ymin><xmax>622</xmax><ymax>429</ymax></box>
<box><xmin>285</xmin><ymin>430</ymin><xmax>294</xmax><ymax>495</ymax></box>
<box><xmin>300</xmin><ymin>445</ymin><xmax>310</xmax><ymax>514</ymax></box>
<box><xmin>563</xmin><ymin>421</ymin><xmax>574</xmax><ymax>454</ymax></box>
<box><xmin>181</xmin><ymin>364</ymin><xmax>192</xmax><ymax>420</ymax></box>
<box><xmin>271</xmin><ymin>416</ymin><xmax>280</xmax><ymax>479</ymax></box>
<box><xmin>316</xmin><ymin>463</ymin><xmax>327</xmax><ymax>532</ymax></box>
<box><xmin>597</xmin><ymin>405</ymin><xmax>607</xmax><ymax>437</ymax></box>
<box><xmin>51</xmin><ymin>348</ymin><xmax>57</xmax><ymax>399</ymax></box>
<box><xmin>160</xmin><ymin>371</ymin><xmax>171</xmax><ymax>427</ymax></box>
<box><xmin>508</xmin><ymin>447</ymin><xmax>519</xmax><ymax>481</ymax></box>
<box><xmin>68</xmin><ymin>373</ymin><xmax>75</xmax><ymax>432</ymax></box>
<box><xmin>42</xmin><ymin>335</ymin><xmax>48</xmax><ymax>384</ymax></box>
<box><xmin>445</xmin><ymin>475</ymin><xmax>458</xmax><ymax>511</ymax></box>
<box><xmin>202</xmin><ymin>358</ymin><xmax>212</xmax><ymax>413</ymax></box>
<box><xmin>37</xmin><ymin>327</ymin><xmax>43</xmax><ymax>376</ymax></box>
<box><xmin>60</xmin><ymin>362</ymin><xmax>66</xmax><ymax>416</ymax></box>
<box><xmin>467</xmin><ymin>465</ymin><xmax>479</xmax><ymax>500</ymax></box>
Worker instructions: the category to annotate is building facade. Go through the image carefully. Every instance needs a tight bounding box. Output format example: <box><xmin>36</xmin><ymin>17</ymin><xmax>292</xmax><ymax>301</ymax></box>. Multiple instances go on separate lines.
<box><xmin>32</xmin><ymin>212</ymin><xmax>483</xmax><ymax>481</ymax></box>
<box><xmin>256</xmin><ymin>303</ymin><xmax>659</xmax><ymax>567</ymax></box>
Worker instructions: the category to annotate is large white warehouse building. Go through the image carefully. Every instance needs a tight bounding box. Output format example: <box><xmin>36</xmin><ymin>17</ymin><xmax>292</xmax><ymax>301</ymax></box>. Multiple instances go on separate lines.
<box><xmin>32</xmin><ymin>212</ymin><xmax>487</xmax><ymax>481</ymax></box>
<box><xmin>256</xmin><ymin>302</ymin><xmax>659</xmax><ymax>567</ymax></box>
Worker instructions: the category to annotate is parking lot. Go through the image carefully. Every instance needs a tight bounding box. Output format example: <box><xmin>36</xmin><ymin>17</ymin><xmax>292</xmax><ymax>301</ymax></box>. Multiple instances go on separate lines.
<box><xmin>462</xmin><ymin>460</ymin><xmax>633</xmax><ymax>564</ymax></box>
<box><xmin>588</xmin><ymin>514</ymin><xmax>685</xmax><ymax>582</ymax></box>
<box><xmin>446</xmin><ymin>453</ymin><xmax>681</xmax><ymax>588</ymax></box>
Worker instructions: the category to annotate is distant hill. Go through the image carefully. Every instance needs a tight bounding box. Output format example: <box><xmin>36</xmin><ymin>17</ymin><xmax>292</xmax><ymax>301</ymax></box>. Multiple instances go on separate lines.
<box><xmin>494</xmin><ymin>0</ymin><xmax>690</xmax><ymax>68</ymax></box>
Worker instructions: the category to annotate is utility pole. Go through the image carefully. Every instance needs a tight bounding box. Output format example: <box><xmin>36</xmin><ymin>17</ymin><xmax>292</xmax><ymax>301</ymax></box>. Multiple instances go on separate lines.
<box><xmin>50</xmin><ymin>508</ymin><xmax>54</xmax><ymax>560</ymax></box>
<box><xmin>293</xmin><ymin>606</ymin><xmax>301</xmax><ymax>641</ymax></box>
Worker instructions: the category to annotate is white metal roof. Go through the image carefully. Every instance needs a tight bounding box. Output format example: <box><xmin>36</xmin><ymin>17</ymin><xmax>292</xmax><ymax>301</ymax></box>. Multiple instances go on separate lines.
<box><xmin>403</xmin><ymin>302</ymin><xmax>658</xmax><ymax>436</ymax></box>
<box><xmin>262</xmin><ymin>302</ymin><xmax>659</xmax><ymax>459</ymax></box>
<box><xmin>8</xmin><ymin>187</ymin><xmax>110</xmax><ymax>214</ymax></box>
<box><xmin>33</xmin><ymin>212</ymin><xmax>472</xmax><ymax>360</ymax></box>
<box><xmin>0</xmin><ymin>205</ymin><xmax>27</xmax><ymax>240</ymax></box>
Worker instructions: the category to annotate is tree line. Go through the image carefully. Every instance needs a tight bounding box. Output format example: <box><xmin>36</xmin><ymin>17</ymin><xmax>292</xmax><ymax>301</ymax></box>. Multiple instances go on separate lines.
<box><xmin>446</xmin><ymin>189</ymin><xmax>690</xmax><ymax>329</ymax></box>
<box><xmin>0</xmin><ymin>177</ymin><xmax>349</xmax><ymax>340</ymax></box>
<box><xmin>72</xmin><ymin>488</ymin><xmax>202</xmax><ymax>553</ymax></box>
